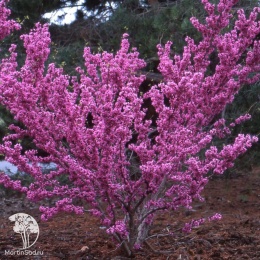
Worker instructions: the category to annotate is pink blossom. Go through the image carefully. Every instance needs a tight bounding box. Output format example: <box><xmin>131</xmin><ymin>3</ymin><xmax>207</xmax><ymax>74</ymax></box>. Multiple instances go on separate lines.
<box><xmin>182</xmin><ymin>218</ymin><xmax>206</xmax><ymax>233</ymax></box>
<box><xmin>208</xmin><ymin>213</ymin><xmax>222</xmax><ymax>221</ymax></box>
<box><xmin>0</xmin><ymin>0</ymin><xmax>20</xmax><ymax>41</ymax></box>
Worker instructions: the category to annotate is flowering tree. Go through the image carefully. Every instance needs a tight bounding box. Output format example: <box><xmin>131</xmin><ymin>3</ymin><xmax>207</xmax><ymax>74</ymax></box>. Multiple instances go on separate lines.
<box><xmin>0</xmin><ymin>0</ymin><xmax>259</xmax><ymax>256</ymax></box>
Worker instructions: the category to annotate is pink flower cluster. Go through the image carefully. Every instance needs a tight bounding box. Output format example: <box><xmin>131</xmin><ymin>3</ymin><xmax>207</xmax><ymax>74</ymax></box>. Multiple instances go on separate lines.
<box><xmin>0</xmin><ymin>0</ymin><xmax>20</xmax><ymax>41</ymax></box>
<box><xmin>107</xmin><ymin>220</ymin><xmax>129</xmax><ymax>239</ymax></box>
<box><xmin>183</xmin><ymin>213</ymin><xmax>222</xmax><ymax>233</ymax></box>
<box><xmin>0</xmin><ymin>0</ymin><xmax>259</xmax><ymax>255</ymax></box>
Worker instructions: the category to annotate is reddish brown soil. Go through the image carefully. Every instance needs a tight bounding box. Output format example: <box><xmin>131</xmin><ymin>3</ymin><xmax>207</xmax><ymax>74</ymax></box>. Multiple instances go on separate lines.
<box><xmin>0</xmin><ymin>167</ymin><xmax>259</xmax><ymax>259</ymax></box>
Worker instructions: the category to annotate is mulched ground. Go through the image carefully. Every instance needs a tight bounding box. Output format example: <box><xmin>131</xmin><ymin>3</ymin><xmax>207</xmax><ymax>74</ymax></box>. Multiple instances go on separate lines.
<box><xmin>0</xmin><ymin>167</ymin><xmax>259</xmax><ymax>259</ymax></box>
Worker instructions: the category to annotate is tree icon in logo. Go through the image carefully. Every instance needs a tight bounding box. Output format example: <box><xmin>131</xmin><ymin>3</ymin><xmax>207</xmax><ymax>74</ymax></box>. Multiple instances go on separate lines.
<box><xmin>9</xmin><ymin>213</ymin><xmax>39</xmax><ymax>249</ymax></box>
